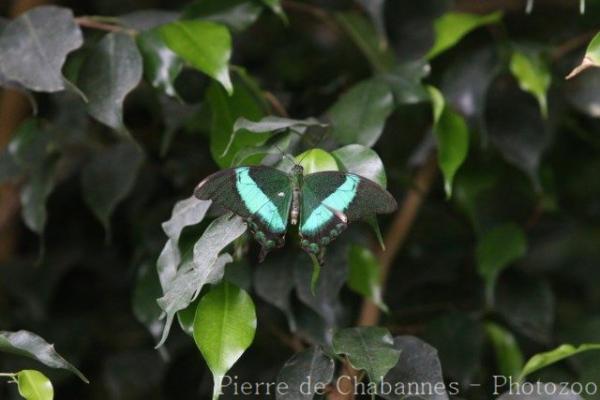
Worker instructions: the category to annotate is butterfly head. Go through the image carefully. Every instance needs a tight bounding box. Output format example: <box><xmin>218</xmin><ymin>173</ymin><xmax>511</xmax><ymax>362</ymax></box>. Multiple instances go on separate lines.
<box><xmin>291</xmin><ymin>164</ymin><xmax>304</xmax><ymax>177</ymax></box>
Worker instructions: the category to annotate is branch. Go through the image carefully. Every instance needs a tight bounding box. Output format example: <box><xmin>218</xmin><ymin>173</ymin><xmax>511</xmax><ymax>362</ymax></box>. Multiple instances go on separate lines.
<box><xmin>328</xmin><ymin>153</ymin><xmax>439</xmax><ymax>400</ymax></box>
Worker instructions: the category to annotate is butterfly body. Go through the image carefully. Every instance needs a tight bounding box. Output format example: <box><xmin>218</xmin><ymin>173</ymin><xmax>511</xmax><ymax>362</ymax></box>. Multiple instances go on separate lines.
<box><xmin>194</xmin><ymin>164</ymin><xmax>396</xmax><ymax>264</ymax></box>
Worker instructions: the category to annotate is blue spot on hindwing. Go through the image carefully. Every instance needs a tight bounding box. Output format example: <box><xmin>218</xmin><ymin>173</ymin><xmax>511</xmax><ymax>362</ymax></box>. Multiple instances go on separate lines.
<box><xmin>236</xmin><ymin>167</ymin><xmax>286</xmax><ymax>232</ymax></box>
<box><xmin>302</xmin><ymin>175</ymin><xmax>359</xmax><ymax>233</ymax></box>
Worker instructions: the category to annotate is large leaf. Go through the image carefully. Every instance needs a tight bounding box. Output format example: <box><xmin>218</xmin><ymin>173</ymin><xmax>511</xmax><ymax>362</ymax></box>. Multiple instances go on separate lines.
<box><xmin>0</xmin><ymin>330</ymin><xmax>88</xmax><ymax>382</ymax></box>
<box><xmin>233</xmin><ymin>116</ymin><xmax>326</xmax><ymax>135</ymax></box>
<box><xmin>332</xmin><ymin>327</ymin><xmax>400</xmax><ymax>382</ymax></box>
<box><xmin>519</xmin><ymin>344</ymin><xmax>600</xmax><ymax>382</ymax></box>
<box><xmin>206</xmin><ymin>72</ymin><xmax>268</xmax><ymax>167</ymax></box>
<box><xmin>20</xmin><ymin>158</ymin><xmax>59</xmax><ymax>236</ymax></box>
<box><xmin>137</xmin><ymin>28</ymin><xmax>183</xmax><ymax>98</ymax></box>
<box><xmin>378</xmin><ymin>61</ymin><xmax>431</xmax><ymax>106</ymax></box>
<box><xmin>332</xmin><ymin>144</ymin><xmax>387</xmax><ymax>188</ymax></box>
<box><xmin>485</xmin><ymin>322</ymin><xmax>524</xmax><ymax>379</ymax></box>
<box><xmin>347</xmin><ymin>245</ymin><xmax>387</xmax><ymax>312</ymax></box>
<box><xmin>566</xmin><ymin>31</ymin><xmax>600</xmax><ymax>79</ymax></box>
<box><xmin>78</xmin><ymin>32</ymin><xmax>143</xmax><ymax>135</ymax></box>
<box><xmin>379</xmin><ymin>336</ymin><xmax>448</xmax><ymax>400</ymax></box>
<box><xmin>156</xmin><ymin>214</ymin><xmax>247</xmax><ymax>347</ymax></box>
<box><xmin>81</xmin><ymin>141</ymin><xmax>144</xmax><ymax>234</ymax></box>
<box><xmin>476</xmin><ymin>223</ymin><xmax>527</xmax><ymax>306</ymax></box>
<box><xmin>335</xmin><ymin>12</ymin><xmax>395</xmax><ymax>73</ymax></box>
<box><xmin>160</xmin><ymin>20</ymin><xmax>233</xmax><ymax>94</ymax></box>
<box><xmin>276</xmin><ymin>346</ymin><xmax>335</xmax><ymax>400</ymax></box>
<box><xmin>193</xmin><ymin>282</ymin><xmax>256</xmax><ymax>400</ymax></box>
<box><xmin>16</xmin><ymin>370</ymin><xmax>53</xmax><ymax>400</ymax></box>
<box><xmin>182</xmin><ymin>0</ymin><xmax>263</xmax><ymax>32</ymax></box>
<box><xmin>509</xmin><ymin>50</ymin><xmax>551</xmax><ymax>118</ymax></box>
<box><xmin>428</xmin><ymin>86</ymin><xmax>469</xmax><ymax>198</ymax></box>
<box><xmin>426</xmin><ymin>11</ymin><xmax>503</xmax><ymax>59</ymax></box>
<box><xmin>329</xmin><ymin>78</ymin><xmax>394</xmax><ymax>147</ymax></box>
<box><xmin>295</xmin><ymin>148</ymin><xmax>338</xmax><ymax>175</ymax></box>
<box><xmin>0</xmin><ymin>6</ymin><xmax>83</xmax><ymax>92</ymax></box>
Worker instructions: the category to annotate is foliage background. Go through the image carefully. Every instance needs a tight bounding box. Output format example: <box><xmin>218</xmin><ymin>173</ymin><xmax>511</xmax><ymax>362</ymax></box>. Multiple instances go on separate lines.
<box><xmin>1</xmin><ymin>0</ymin><xmax>600</xmax><ymax>399</ymax></box>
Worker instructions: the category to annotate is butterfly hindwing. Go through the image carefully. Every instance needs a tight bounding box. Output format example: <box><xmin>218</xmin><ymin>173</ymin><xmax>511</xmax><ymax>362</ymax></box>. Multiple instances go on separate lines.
<box><xmin>299</xmin><ymin>171</ymin><xmax>397</xmax><ymax>259</ymax></box>
<box><xmin>194</xmin><ymin>166</ymin><xmax>293</xmax><ymax>260</ymax></box>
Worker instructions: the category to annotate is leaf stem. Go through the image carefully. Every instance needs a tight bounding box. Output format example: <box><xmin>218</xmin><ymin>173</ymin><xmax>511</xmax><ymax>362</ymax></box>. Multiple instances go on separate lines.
<box><xmin>75</xmin><ymin>16</ymin><xmax>136</xmax><ymax>35</ymax></box>
<box><xmin>0</xmin><ymin>373</ymin><xmax>16</xmax><ymax>378</ymax></box>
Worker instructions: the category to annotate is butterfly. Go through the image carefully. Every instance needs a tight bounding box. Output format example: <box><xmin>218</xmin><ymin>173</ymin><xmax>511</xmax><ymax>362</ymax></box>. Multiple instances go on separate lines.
<box><xmin>194</xmin><ymin>163</ymin><xmax>397</xmax><ymax>264</ymax></box>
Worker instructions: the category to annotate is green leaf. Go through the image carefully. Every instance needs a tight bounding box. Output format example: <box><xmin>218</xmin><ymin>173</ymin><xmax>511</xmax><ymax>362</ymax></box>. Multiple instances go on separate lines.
<box><xmin>428</xmin><ymin>86</ymin><xmax>469</xmax><ymax>198</ymax></box>
<box><xmin>276</xmin><ymin>346</ymin><xmax>335</xmax><ymax>400</ymax></box>
<box><xmin>182</xmin><ymin>0</ymin><xmax>263</xmax><ymax>32</ymax></box>
<box><xmin>78</xmin><ymin>32</ymin><xmax>143</xmax><ymax>135</ymax></box>
<box><xmin>332</xmin><ymin>327</ymin><xmax>400</xmax><ymax>382</ymax></box>
<box><xmin>206</xmin><ymin>72</ymin><xmax>268</xmax><ymax>167</ymax></box>
<box><xmin>81</xmin><ymin>141</ymin><xmax>144</xmax><ymax>235</ymax></box>
<box><xmin>485</xmin><ymin>322</ymin><xmax>524</xmax><ymax>379</ymax></box>
<box><xmin>0</xmin><ymin>330</ymin><xmax>88</xmax><ymax>382</ymax></box>
<box><xmin>566</xmin><ymin>31</ymin><xmax>600</xmax><ymax>79</ymax></box>
<box><xmin>378</xmin><ymin>336</ymin><xmax>447</xmax><ymax>400</ymax></box>
<box><xmin>137</xmin><ymin>28</ymin><xmax>183</xmax><ymax>98</ymax></box>
<box><xmin>160</xmin><ymin>20</ymin><xmax>233</xmax><ymax>94</ymax></box>
<box><xmin>0</xmin><ymin>6</ymin><xmax>82</xmax><ymax>92</ymax></box>
<box><xmin>16</xmin><ymin>370</ymin><xmax>53</xmax><ymax>400</ymax></box>
<box><xmin>156</xmin><ymin>214</ymin><xmax>247</xmax><ymax>347</ymax></box>
<box><xmin>233</xmin><ymin>116</ymin><xmax>326</xmax><ymax>135</ymax></box>
<box><xmin>193</xmin><ymin>282</ymin><xmax>257</xmax><ymax>400</ymax></box>
<box><xmin>295</xmin><ymin>148</ymin><xmax>338</xmax><ymax>175</ymax></box>
<box><xmin>333</xmin><ymin>144</ymin><xmax>387</xmax><ymax>188</ymax></box>
<box><xmin>335</xmin><ymin>12</ymin><xmax>395</xmax><ymax>73</ymax></box>
<box><xmin>476</xmin><ymin>223</ymin><xmax>527</xmax><ymax>307</ymax></box>
<box><xmin>518</xmin><ymin>343</ymin><xmax>600</xmax><ymax>382</ymax></box>
<box><xmin>509</xmin><ymin>50</ymin><xmax>551</xmax><ymax>118</ymax></box>
<box><xmin>329</xmin><ymin>78</ymin><xmax>394</xmax><ymax>147</ymax></box>
<box><xmin>347</xmin><ymin>245</ymin><xmax>387</xmax><ymax>312</ymax></box>
<box><xmin>427</xmin><ymin>11</ymin><xmax>503</xmax><ymax>60</ymax></box>
<box><xmin>260</xmin><ymin>0</ymin><xmax>287</xmax><ymax>22</ymax></box>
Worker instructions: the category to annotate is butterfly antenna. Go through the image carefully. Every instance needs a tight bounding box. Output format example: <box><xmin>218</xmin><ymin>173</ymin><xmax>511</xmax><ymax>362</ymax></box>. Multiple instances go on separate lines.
<box><xmin>297</xmin><ymin>126</ymin><xmax>327</xmax><ymax>164</ymax></box>
<box><xmin>272</xmin><ymin>143</ymin><xmax>297</xmax><ymax>164</ymax></box>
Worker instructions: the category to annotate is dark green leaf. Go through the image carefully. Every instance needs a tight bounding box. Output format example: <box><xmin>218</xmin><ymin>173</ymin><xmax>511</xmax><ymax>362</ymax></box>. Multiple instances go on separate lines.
<box><xmin>254</xmin><ymin>253</ymin><xmax>297</xmax><ymax>331</ymax></box>
<box><xmin>206</xmin><ymin>72</ymin><xmax>268</xmax><ymax>167</ymax></box>
<box><xmin>329</xmin><ymin>78</ymin><xmax>394</xmax><ymax>147</ymax></box>
<box><xmin>182</xmin><ymin>0</ymin><xmax>263</xmax><ymax>32</ymax></box>
<box><xmin>476</xmin><ymin>223</ymin><xmax>527</xmax><ymax>306</ymax></box>
<box><xmin>193</xmin><ymin>282</ymin><xmax>256</xmax><ymax>400</ymax></box>
<box><xmin>16</xmin><ymin>370</ymin><xmax>53</xmax><ymax>400</ymax></box>
<box><xmin>355</xmin><ymin>0</ymin><xmax>386</xmax><ymax>41</ymax></box>
<box><xmin>379</xmin><ymin>336</ymin><xmax>448</xmax><ymax>400</ymax></box>
<box><xmin>81</xmin><ymin>141</ymin><xmax>144</xmax><ymax>234</ymax></box>
<box><xmin>564</xmin><ymin>68</ymin><xmax>600</xmax><ymax>118</ymax></box>
<box><xmin>78</xmin><ymin>33</ymin><xmax>143</xmax><ymax>135</ymax></box>
<box><xmin>132</xmin><ymin>261</ymin><xmax>164</xmax><ymax>341</ymax></box>
<box><xmin>0</xmin><ymin>330</ymin><xmax>88</xmax><ymax>382</ymax></box>
<box><xmin>332</xmin><ymin>144</ymin><xmax>387</xmax><ymax>188</ymax></box>
<box><xmin>160</xmin><ymin>20</ymin><xmax>233</xmax><ymax>93</ymax></box>
<box><xmin>335</xmin><ymin>12</ymin><xmax>395</xmax><ymax>72</ymax></box>
<box><xmin>509</xmin><ymin>50</ymin><xmax>551</xmax><ymax>118</ymax></box>
<box><xmin>137</xmin><ymin>28</ymin><xmax>183</xmax><ymax>98</ymax></box>
<box><xmin>276</xmin><ymin>346</ymin><xmax>334</xmax><ymax>400</ymax></box>
<box><xmin>424</xmin><ymin>312</ymin><xmax>483</xmax><ymax>386</ymax></box>
<box><xmin>0</xmin><ymin>6</ymin><xmax>82</xmax><ymax>92</ymax></box>
<box><xmin>485</xmin><ymin>322</ymin><xmax>524</xmax><ymax>379</ymax></box>
<box><xmin>496</xmin><ymin>274</ymin><xmax>554</xmax><ymax>343</ymax></box>
<box><xmin>378</xmin><ymin>61</ymin><xmax>431</xmax><ymax>105</ymax></box>
<box><xmin>261</xmin><ymin>0</ymin><xmax>287</xmax><ymax>22</ymax></box>
<box><xmin>347</xmin><ymin>245</ymin><xmax>387</xmax><ymax>312</ymax></box>
<box><xmin>234</xmin><ymin>116</ymin><xmax>326</xmax><ymax>134</ymax></box>
<box><xmin>427</xmin><ymin>11</ymin><xmax>503</xmax><ymax>59</ymax></box>
<box><xmin>20</xmin><ymin>158</ymin><xmax>58</xmax><ymax>235</ymax></box>
<box><xmin>332</xmin><ymin>326</ymin><xmax>400</xmax><ymax>382</ymax></box>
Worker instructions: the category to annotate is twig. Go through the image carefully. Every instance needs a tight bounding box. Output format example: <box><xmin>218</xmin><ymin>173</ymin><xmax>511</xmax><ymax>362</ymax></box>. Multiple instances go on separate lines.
<box><xmin>75</xmin><ymin>16</ymin><xmax>135</xmax><ymax>35</ymax></box>
<box><xmin>264</xmin><ymin>91</ymin><xmax>289</xmax><ymax>117</ymax></box>
<box><xmin>328</xmin><ymin>153</ymin><xmax>439</xmax><ymax>400</ymax></box>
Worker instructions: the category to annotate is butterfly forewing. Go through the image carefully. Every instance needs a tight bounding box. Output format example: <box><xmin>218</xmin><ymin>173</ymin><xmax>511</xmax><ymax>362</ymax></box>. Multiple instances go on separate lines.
<box><xmin>194</xmin><ymin>166</ymin><xmax>293</xmax><ymax>259</ymax></box>
<box><xmin>299</xmin><ymin>172</ymin><xmax>397</xmax><ymax>258</ymax></box>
